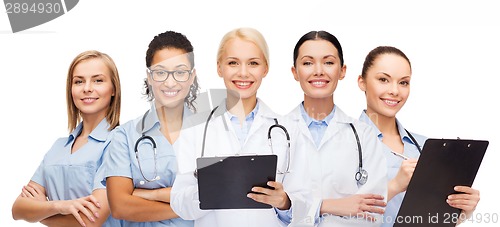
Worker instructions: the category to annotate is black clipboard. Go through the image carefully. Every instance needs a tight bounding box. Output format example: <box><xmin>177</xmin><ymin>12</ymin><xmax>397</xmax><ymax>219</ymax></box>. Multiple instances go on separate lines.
<box><xmin>394</xmin><ymin>138</ymin><xmax>488</xmax><ymax>226</ymax></box>
<box><xmin>196</xmin><ymin>154</ymin><xmax>277</xmax><ymax>209</ymax></box>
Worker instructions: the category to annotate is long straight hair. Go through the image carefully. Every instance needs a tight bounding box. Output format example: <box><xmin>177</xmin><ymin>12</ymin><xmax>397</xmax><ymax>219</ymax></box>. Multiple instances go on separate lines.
<box><xmin>66</xmin><ymin>50</ymin><xmax>121</xmax><ymax>131</ymax></box>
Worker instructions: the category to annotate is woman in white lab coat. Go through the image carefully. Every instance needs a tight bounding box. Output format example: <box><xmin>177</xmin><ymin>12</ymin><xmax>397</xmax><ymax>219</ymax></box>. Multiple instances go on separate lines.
<box><xmin>357</xmin><ymin>46</ymin><xmax>480</xmax><ymax>226</ymax></box>
<box><xmin>286</xmin><ymin>31</ymin><xmax>387</xmax><ymax>226</ymax></box>
<box><xmin>171</xmin><ymin>27</ymin><xmax>310</xmax><ymax>227</ymax></box>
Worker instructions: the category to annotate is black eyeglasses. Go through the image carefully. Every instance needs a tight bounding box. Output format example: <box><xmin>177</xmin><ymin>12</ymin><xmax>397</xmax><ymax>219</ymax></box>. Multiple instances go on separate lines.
<box><xmin>147</xmin><ymin>68</ymin><xmax>193</xmax><ymax>82</ymax></box>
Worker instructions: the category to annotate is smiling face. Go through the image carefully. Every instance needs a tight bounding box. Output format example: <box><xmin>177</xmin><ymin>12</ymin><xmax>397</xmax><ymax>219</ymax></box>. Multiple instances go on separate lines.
<box><xmin>359</xmin><ymin>53</ymin><xmax>412</xmax><ymax>118</ymax></box>
<box><xmin>217</xmin><ymin>38</ymin><xmax>268</xmax><ymax>101</ymax></box>
<box><xmin>148</xmin><ymin>48</ymin><xmax>196</xmax><ymax>110</ymax></box>
<box><xmin>292</xmin><ymin>39</ymin><xmax>346</xmax><ymax>100</ymax></box>
<box><xmin>71</xmin><ymin>58</ymin><xmax>114</xmax><ymax>119</ymax></box>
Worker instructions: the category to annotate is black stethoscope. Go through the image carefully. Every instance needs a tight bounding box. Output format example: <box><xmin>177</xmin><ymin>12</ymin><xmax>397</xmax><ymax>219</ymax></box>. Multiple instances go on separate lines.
<box><xmin>350</xmin><ymin>123</ymin><xmax>421</xmax><ymax>185</ymax></box>
<box><xmin>195</xmin><ymin>106</ymin><xmax>291</xmax><ymax>180</ymax></box>
<box><xmin>134</xmin><ymin>110</ymin><xmax>161</xmax><ymax>185</ymax></box>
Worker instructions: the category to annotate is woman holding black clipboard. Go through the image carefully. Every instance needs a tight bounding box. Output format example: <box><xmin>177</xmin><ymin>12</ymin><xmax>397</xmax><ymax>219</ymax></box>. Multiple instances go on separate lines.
<box><xmin>356</xmin><ymin>46</ymin><xmax>480</xmax><ymax>226</ymax></box>
<box><xmin>171</xmin><ymin>27</ymin><xmax>310</xmax><ymax>227</ymax></box>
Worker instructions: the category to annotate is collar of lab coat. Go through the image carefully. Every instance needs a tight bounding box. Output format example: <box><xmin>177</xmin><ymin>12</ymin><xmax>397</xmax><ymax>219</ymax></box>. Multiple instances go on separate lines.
<box><xmin>288</xmin><ymin>103</ymin><xmax>356</xmax><ymax>149</ymax></box>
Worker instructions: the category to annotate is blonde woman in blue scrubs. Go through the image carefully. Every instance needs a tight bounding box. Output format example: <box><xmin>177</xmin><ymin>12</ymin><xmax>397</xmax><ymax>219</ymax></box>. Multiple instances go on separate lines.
<box><xmin>286</xmin><ymin>31</ymin><xmax>387</xmax><ymax>226</ymax></box>
<box><xmin>102</xmin><ymin>31</ymin><xmax>198</xmax><ymax>227</ymax></box>
<box><xmin>12</xmin><ymin>50</ymin><xmax>122</xmax><ymax>227</ymax></box>
<box><xmin>357</xmin><ymin>46</ymin><xmax>480</xmax><ymax>226</ymax></box>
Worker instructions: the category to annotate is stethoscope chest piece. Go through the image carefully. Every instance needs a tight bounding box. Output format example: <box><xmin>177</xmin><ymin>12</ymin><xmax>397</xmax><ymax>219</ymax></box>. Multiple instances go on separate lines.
<box><xmin>355</xmin><ymin>168</ymin><xmax>368</xmax><ymax>185</ymax></box>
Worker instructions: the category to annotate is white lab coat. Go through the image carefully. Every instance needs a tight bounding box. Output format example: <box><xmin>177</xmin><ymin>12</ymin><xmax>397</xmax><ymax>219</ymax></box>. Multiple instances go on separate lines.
<box><xmin>171</xmin><ymin>98</ymin><xmax>311</xmax><ymax>227</ymax></box>
<box><xmin>286</xmin><ymin>104</ymin><xmax>387</xmax><ymax>227</ymax></box>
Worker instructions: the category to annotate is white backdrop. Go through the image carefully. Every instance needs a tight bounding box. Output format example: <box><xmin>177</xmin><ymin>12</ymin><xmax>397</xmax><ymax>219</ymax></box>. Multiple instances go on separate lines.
<box><xmin>1</xmin><ymin>0</ymin><xmax>498</xmax><ymax>226</ymax></box>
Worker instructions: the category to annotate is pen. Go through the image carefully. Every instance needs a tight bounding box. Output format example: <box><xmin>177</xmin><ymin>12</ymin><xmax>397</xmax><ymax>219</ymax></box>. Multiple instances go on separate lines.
<box><xmin>391</xmin><ymin>151</ymin><xmax>409</xmax><ymax>160</ymax></box>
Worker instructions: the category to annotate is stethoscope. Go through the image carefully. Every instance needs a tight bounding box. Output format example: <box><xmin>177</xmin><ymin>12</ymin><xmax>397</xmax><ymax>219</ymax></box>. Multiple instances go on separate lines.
<box><xmin>134</xmin><ymin>110</ymin><xmax>161</xmax><ymax>185</ymax></box>
<box><xmin>195</xmin><ymin>106</ymin><xmax>291</xmax><ymax>181</ymax></box>
<box><xmin>350</xmin><ymin>124</ymin><xmax>422</xmax><ymax>185</ymax></box>
<box><xmin>349</xmin><ymin>123</ymin><xmax>368</xmax><ymax>185</ymax></box>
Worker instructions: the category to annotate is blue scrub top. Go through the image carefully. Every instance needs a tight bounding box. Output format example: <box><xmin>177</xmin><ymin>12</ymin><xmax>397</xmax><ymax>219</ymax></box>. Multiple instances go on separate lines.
<box><xmin>359</xmin><ymin>111</ymin><xmax>427</xmax><ymax>227</ymax></box>
<box><xmin>101</xmin><ymin>104</ymin><xmax>193</xmax><ymax>227</ymax></box>
<box><xmin>31</xmin><ymin>118</ymin><xmax>121</xmax><ymax>226</ymax></box>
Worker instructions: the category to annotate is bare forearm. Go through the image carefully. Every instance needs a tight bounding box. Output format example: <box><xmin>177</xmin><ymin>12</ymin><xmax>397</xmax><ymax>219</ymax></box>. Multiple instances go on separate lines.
<box><xmin>133</xmin><ymin>187</ymin><xmax>171</xmax><ymax>203</ymax></box>
<box><xmin>12</xmin><ymin>197</ymin><xmax>59</xmax><ymax>222</ymax></box>
<box><xmin>40</xmin><ymin>213</ymin><xmax>106</xmax><ymax>227</ymax></box>
<box><xmin>110</xmin><ymin>194</ymin><xmax>178</xmax><ymax>222</ymax></box>
<box><xmin>320</xmin><ymin>199</ymin><xmax>337</xmax><ymax>215</ymax></box>
<box><xmin>108</xmin><ymin>177</ymin><xmax>178</xmax><ymax>221</ymax></box>
<box><xmin>40</xmin><ymin>214</ymin><xmax>82</xmax><ymax>227</ymax></box>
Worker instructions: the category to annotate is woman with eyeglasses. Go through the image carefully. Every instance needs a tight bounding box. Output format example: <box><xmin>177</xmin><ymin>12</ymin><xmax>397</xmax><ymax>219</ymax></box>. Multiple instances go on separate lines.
<box><xmin>285</xmin><ymin>31</ymin><xmax>388</xmax><ymax>226</ymax></box>
<box><xmin>12</xmin><ymin>50</ymin><xmax>122</xmax><ymax>227</ymax></box>
<box><xmin>170</xmin><ymin>27</ymin><xmax>310</xmax><ymax>227</ymax></box>
<box><xmin>101</xmin><ymin>30</ymin><xmax>199</xmax><ymax>226</ymax></box>
<box><xmin>357</xmin><ymin>46</ymin><xmax>480</xmax><ymax>226</ymax></box>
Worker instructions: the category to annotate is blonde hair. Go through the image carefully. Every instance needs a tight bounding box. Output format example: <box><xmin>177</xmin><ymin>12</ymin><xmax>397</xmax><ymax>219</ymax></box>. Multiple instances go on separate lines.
<box><xmin>66</xmin><ymin>50</ymin><xmax>121</xmax><ymax>132</ymax></box>
<box><xmin>216</xmin><ymin>27</ymin><xmax>269</xmax><ymax>67</ymax></box>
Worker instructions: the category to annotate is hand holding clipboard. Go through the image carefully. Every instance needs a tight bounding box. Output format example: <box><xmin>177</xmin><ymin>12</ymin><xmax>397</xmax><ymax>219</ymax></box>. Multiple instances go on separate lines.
<box><xmin>394</xmin><ymin>138</ymin><xmax>488</xmax><ymax>227</ymax></box>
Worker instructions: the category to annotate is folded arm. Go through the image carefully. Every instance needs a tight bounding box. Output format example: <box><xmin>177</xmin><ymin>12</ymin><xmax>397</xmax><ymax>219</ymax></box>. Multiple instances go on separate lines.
<box><xmin>40</xmin><ymin>189</ymin><xmax>110</xmax><ymax>227</ymax></box>
<box><xmin>133</xmin><ymin>187</ymin><xmax>171</xmax><ymax>203</ymax></box>
<box><xmin>12</xmin><ymin>181</ymin><xmax>106</xmax><ymax>227</ymax></box>
<box><xmin>106</xmin><ymin>176</ymin><xmax>178</xmax><ymax>222</ymax></box>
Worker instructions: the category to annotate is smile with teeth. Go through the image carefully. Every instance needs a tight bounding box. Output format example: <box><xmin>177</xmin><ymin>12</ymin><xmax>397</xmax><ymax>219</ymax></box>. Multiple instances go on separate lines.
<box><xmin>233</xmin><ymin>81</ymin><xmax>253</xmax><ymax>89</ymax></box>
<box><xmin>309</xmin><ymin>80</ymin><xmax>328</xmax><ymax>87</ymax></box>
<box><xmin>382</xmin><ymin>99</ymin><xmax>400</xmax><ymax>106</ymax></box>
<box><xmin>82</xmin><ymin>98</ymin><xmax>98</xmax><ymax>104</ymax></box>
<box><xmin>162</xmin><ymin>90</ymin><xmax>180</xmax><ymax>97</ymax></box>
